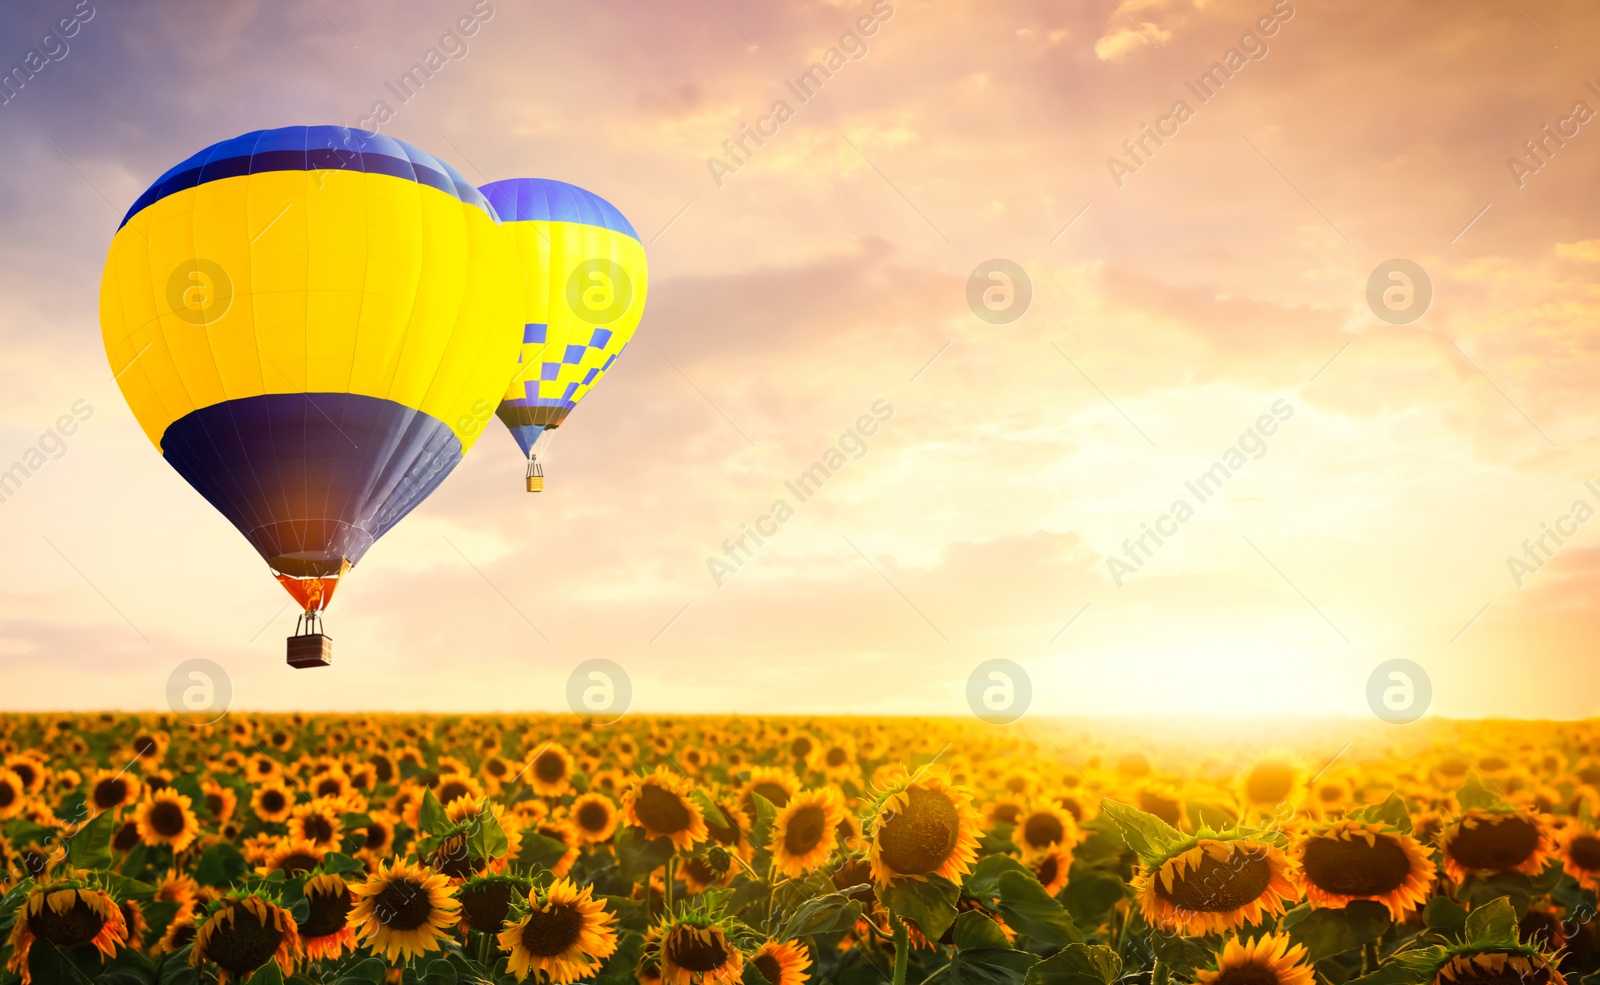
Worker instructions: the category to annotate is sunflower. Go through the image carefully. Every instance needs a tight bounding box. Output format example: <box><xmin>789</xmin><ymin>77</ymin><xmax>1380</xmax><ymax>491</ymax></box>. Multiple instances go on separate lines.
<box><xmin>1031</xmin><ymin>844</ymin><xmax>1073</xmax><ymax>895</ymax></box>
<box><xmin>1294</xmin><ymin>819</ymin><xmax>1433</xmax><ymax>920</ymax></box>
<box><xmin>1241</xmin><ymin>756</ymin><xmax>1304</xmax><ymax>811</ymax></box>
<box><xmin>458</xmin><ymin>874</ymin><xmax>531</xmax><ymax>936</ymax></box>
<box><xmin>6</xmin><ymin>886</ymin><xmax>127</xmax><ymax>985</ymax></box>
<box><xmin>1440</xmin><ymin>808</ymin><xmax>1552</xmax><ymax>883</ymax></box>
<box><xmin>349</xmin><ymin>859</ymin><xmax>461</xmax><ymax>960</ymax></box>
<box><xmin>867</xmin><ymin>766</ymin><xmax>983</xmax><ymax>887</ymax></box>
<box><xmin>525</xmin><ymin>742</ymin><xmax>575</xmax><ymax>798</ymax></box>
<box><xmin>357</xmin><ymin>809</ymin><xmax>398</xmax><ymax>857</ymax></box>
<box><xmin>624</xmin><ymin>768</ymin><xmax>710</xmax><ymax>852</ymax></box>
<box><xmin>287</xmin><ymin>797</ymin><xmax>344</xmax><ymax>849</ymax></box>
<box><xmin>498</xmin><ymin>877</ymin><xmax>619</xmax><ymax>983</ymax></box>
<box><xmin>656</xmin><ymin>913</ymin><xmax>744</xmax><ymax>985</ymax></box>
<box><xmin>749</xmin><ymin>939</ymin><xmax>811</xmax><ymax>985</ymax></box>
<box><xmin>251</xmin><ymin>781</ymin><xmax>295</xmax><ymax>824</ymax></box>
<box><xmin>200</xmin><ymin>780</ymin><xmax>237</xmax><ymax>825</ymax></box>
<box><xmin>298</xmin><ymin>873</ymin><xmax>356</xmax><ymax>960</ymax></box>
<box><xmin>0</xmin><ymin>769</ymin><xmax>27</xmax><ymax>820</ymax></box>
<box><xmin>191</xmin><ymin>896</ymin><xmax>298</xmax><ymax>984</ymax></box>
<box><xmin>1433</xmin><ymin>949</ymin><xmax>1567</xmax><ymax>985</ymax></box>
<box><xmin>1563</xmin><ymin>824</ymin><xmax>1600</xmax><ymax>891</ymax></box>
<box><xmin>817</xmin><ymin>738</ymin><xmax>858</xmax><ymax>781</ymax></box>
<box><xmin>681</xmin><ymin>851</ymin><xmax>736</xmax><ymax>894</ymax></box>
<box><xmin>118</xmin><ymin>898</ymin><xmax>147</xmax><ymax>948</ymax></box>
<box><xmin>154</xmin><ymin>901</ymin><xmax>201</xmax><ymax>956</ymax></box>
<box><xmin>772</xmin><ymin>788</ymin><xmax>847</xmax><ymax>878</ymax></box>
<box><xmin>153</xmin><ymin>868</ymin><xmax>202</xmax><ymax>905</ymax></box>
<box><xmin>5</xmin><ymin>753</ymin><xmax>47</xmax><ymax>793</ymax></box>
<box><xmin>1196</xmin><ymin>933</ymin><xmax>1314</xmax><ymax>985</ymax></box>
<box><xmin>1136</xmin><ymin>782</ymin><xmax>1189</xmax><ymax>830</ymax></box>
<box><xmin>433</xmin><ymin>772</ymin><xmax>486</xmax><ymax>809</ymax></box>
<box><xmin>741</xmin><ymin>767</ymin><xmax>800</xmax><ymax>815</ymax></box>
<box><xmin>1136</xmin><ymin>835</ymin><xmax>1301</xmax><ymax>936</ymax></box>
<box><xmin>702</xmin><ymin>794</ymin><xmax>753</xmax><ymax>861</ymax></box>
<box><xmin>256</xmin><ymin>837</ymin><xmax>327</xmax><ymax>877</ymax></box>
<box><xmin>87</xmin><ymin>769</ymin><xmax>140</xmax><ymax>813</ymax></box>
<box><xmin>446</xmin><ymin>798</ymin><xmax>523</xmax><ymax>874</ymax></box>
<box><xmin>1016</xmin><ymin>802</ymin><xmax>1082</xmax><ymax>858</ymax></box>
<box><xmin>570</xmin><ymin>792</ymin><xmax>621</xmax><ymax>845</ymax></box>
<box><xmin>135</xmin><ymin>789</ymin><xmax>201</xmax><ymax>852</ymax></box>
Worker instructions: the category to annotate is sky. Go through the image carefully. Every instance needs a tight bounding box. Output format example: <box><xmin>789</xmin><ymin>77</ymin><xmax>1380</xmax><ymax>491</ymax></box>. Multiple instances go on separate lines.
<box><xmin>0</xmin><ymin>0</ymin><xmax>1598</xmax><ymax>719</ymax></box>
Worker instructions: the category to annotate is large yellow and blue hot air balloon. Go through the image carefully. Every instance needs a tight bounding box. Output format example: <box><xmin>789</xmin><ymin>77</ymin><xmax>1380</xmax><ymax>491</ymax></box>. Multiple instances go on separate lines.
<box><xmin>479</xmin><ymin>178</ymin><xmax>647</xmax><ymax>491</ymax></box>
<box><xmin>100</xmin><ymin>126</ymin><xmax>520</xmax><ymax>666</ymax></box>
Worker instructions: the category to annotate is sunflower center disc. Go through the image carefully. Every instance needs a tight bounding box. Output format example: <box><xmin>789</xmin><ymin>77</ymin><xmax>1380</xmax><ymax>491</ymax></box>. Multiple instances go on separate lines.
<box><xmin>753</xmin><ymin>782</ymin><xmax>791</xmax><ymax>809</ymax></box>
<box><xmin>204</xmin><ymin>907</ymin><xmax>285</xmax><ymax>978</ymax></box>
<box><xmin>1448</xmin><ymin>816</ymin><xmax>1540</xmax><ymax>870</ymax></box>
<box><xmin>577</xmin><ymin>801</ymin><xmax>610</xmax><ymax>832</ymax></box>
<box><xmin>374</xmin><ymin>878</ymin><xmax>436</xmax><ymax>931</ymax></box>
<box><xmin>669</xmin><ymin>927</ymin><xmax>732</xmax><ymax>972</ymax></box>
<box><xmin>1035</xmin><ymin>855</ymin><xmax>1060</xmax><ymax>885</ymax></box>
<box><xmin>92</xmin><ymin>779</ymin><xmax>126</xmax><ymax>809</ymax></box>
<box><xmin>278</xmin><ymin>852</ymin><xmax>320</xmax><ymax>876</ymax></box>
<box><xmin>261</xmin><ymin>790</ymin><xmax>286</xmax><ymax>813</ymax></box>
<box><xmin>438</xmin><ymin>781</ymin><xmax>471</xmax><ymax>804</ymax></box>
<box><xmin>635</xmin><ymin>784</ymin><xmax>693</xmax><ymax>834</ymax></box>
<box><xmin>460</xmin><ymin>881</ymin><xmax>515</xmax><ymax>936</ymax></box>
<box><xmin>827</xmin><ymin>748</ymin><xmax>849</xmax><ymax>767</ymax></box>
<box><xmin>1569</xmin><ymin>835</ymin><xmax>1600</xmax><ymax>871</ymax></box>
<box><xmin>31</xmin><ymin>896</ymin><xmax>106</xmax><ymax>947</ymax></box>
<box><xmin>302</xmin><ymin>814</ymin><xmax>334</xmax><ymax>842</ymax></box>
<box><xmin>1155</xmin><ymin>849</ymin><xmax>1273</xmax><ymax>913</ymax></box>
<box><xmin>300</xmin><ymin>888</ymin><xmax>353</xmax><ymax>938</ymax></box>
<box><xmin>149</xmin><ymin>801</ymin><xmax>187</xmax><ymax>836</ymax></box>
<box><xmin>784</xmin><ymin>806</ymin><xmax>828</xmax><ymax>855</ymax></box>
<box><xmin>1303</xmin><ymin>833</ymin><xmax>1412</xmax><ymax>896</ymax></box>
<box><xmin>1024</xmin><ymin>813</ymin><xmax>1066</xmax><ymax>848</ymax></box>
<box><xmin>522</xmin><ymin>902</ymin><xmax>584</xmax><ymax>957</ymax></box>
<box><xmin>535</xmin><ymin>752</ymin><xmax>566</xmax><ymax>783</ymax></box>
<box><xmin>878</xmin><ymin>786</ymin><xmax>960</xmax><ymax>875</ymax></box>
<box><xmin>1213</xmin><ymin>960</ymin><xmax>1285</xmax><ymax>985</ymax></box>
<box><xmin>755</xmin><ymin>953</ymin><xmax>784</xmax><ymax>983</ymax></box>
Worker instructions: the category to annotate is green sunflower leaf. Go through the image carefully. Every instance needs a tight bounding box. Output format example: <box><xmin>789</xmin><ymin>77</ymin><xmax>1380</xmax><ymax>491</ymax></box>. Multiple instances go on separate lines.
<box><xmin>1025</xmin><ymin>943</ymin><xmax>1123</xmax><ymax>985</ymax></box>
<box><xmin>1455</xmin><ymin>776</ymin><xmax>1504</xmax><ymax>811</ymax></box>
<box><xmin>1283</xmin><ymin>899</ymin><xmax>1391</xmax><ymax>961</ymax></box>
<box><xmin>777</xmin><ymin>891</ymin><xmax>862</xmax><ymax>941</ymax></box>
<box><xmin>748</xmin><ymin>792</ymin><xmax>778</xmax><ymax>853</ymax></box>
<box><xmin>1457</xmin><ymin>874</ymin><xmax>1534</xmax><ymax>916</ymax></box>
<box><xmin>877</xmin><ymin>874</ymin><xmax>960</xmax><ymax>939</ymax></box>
<box><xmin>1060</xmin><ymin>864</ymin><xmax>1127</xmax><ymax>928</ymax></box>
<box><xmin>949</xmin><ymin>911</ymin><xmax>1039</xmax><ymax>984</ymax></box>
<box><xmin>1349</xmin><ymin>793</ymin><xmax>1414</xmax><ymax>834</ymax></box>
<box><xmin>615</xmin><ymin>825</ymin><xmax>674</xmax><ymax>883</ymax></box>
<box><xmin>1391</xmin><ymin>944</ymin><xmax>1454</xmax><ymax>977</ymax></box>
<box><xmin>466</xmin><ymin>803</ymin><xmax>509</xmax><ymax>861</ymax></box>
<box><xmin>514</xmin><ymin>830</ymin><xmax>573</xmax><ymax>875</ymax></box>
<box><xmin>1423</xmin><ymin>896</ymin><xmax>1468</xmax><ymax>937</ymax></box>
<box><xmin>1347</xmin><ymin>959</ymin><xmax>1431</xmax><ymax>985</ymax></box>
<box><xmin>195</xmin><ymin>842</ymin><xmax>248</xmax><ymax>888</ymax></box>
<box><xmin>65</xmin><ymin>808</ymin><xmax>114</xmax><ymax>871</ymax></box>
<box><xmin>418</xmin><ymin>788</ymin><xmax>448</xmax><ymax>836</ymax></box>
<box><xmin>593</xmin><ymin>930</ymin><xmax>645</xmax><ymax>985</ymax></box>
<box><xmin>244</xmin><ymin>961</ymin><xmax>284</xmax><ymax>985</ymax></box>
<box><xmin>336</xmin><ymin>955</ymin><xmax>386</xmax><ymax>984</ymax></box>
<box><xmin>1464</xmin><ymin>895</ymin><xmax>1519</xmax><ymax>945</ymax></box>
<box><xmin>996</xmin><ymin>869</ymin><xmax>1080</xmax><ymax>946</ymax></box>
<box><xmin>318</xmin><ymin>852</ymin><xmax>365</xmax><ymax>877</ymax></box>
<box><xmin>1099</xmin><ymin>800</ymin><xmax>1187</xmax><ymax>867</ymax></box>
<box><xmin>963</xmin><ymin>853</ymin><xmax>1034</xmax><ymax>906</ymax></box>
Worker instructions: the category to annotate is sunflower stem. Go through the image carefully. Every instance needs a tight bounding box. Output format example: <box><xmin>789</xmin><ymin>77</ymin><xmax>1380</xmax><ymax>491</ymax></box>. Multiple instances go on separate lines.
<box><xmin>476</xmin><ymin>928</ymin><xmax>490</xmax><ymax>967</ymax></box>
<box><xmin>665</xmin><ymin>855</ymin><xmax>677</xmax><ymax>916</ymax></box>
<box><xmin>1152</xmin><ymin>956</ymin><xmax>1169</xmax><ymax>985</ymax></box>
<box><xmin>891</xmin><ymin>914</ymin><xmax>911</xmax><ymax>985</ymax></box>
<box><xmin>1362</xmin><ymin>942</ymin><xmax>1379</xmax><ymax>975</ymax></box>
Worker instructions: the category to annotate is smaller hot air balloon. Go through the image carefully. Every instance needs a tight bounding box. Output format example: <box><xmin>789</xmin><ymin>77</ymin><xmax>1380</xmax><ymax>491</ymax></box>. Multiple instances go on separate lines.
<box><xmin>100</xmin><ymin>126</ymin><xmax>521</xmax><ymax>666</ymax></box>
<box><xmin>480</xmin><ymin>179</ymin><xmax>648</xmax><ymax>491</ymax></box>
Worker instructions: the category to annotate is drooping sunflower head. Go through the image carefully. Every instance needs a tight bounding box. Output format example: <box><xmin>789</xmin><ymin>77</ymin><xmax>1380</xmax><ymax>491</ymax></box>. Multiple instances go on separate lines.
<box><xmin>136</xmin><ymin>789</ymin><xmax>201</xmax><ymax>852</ymax></box>
<box><xmin>348</xmin><ymin>859</ymin><xmax>461</xmax><ymax>961</ymax></box>
<box><xmin>189</xmin><ymin>895</ymin><xmax>299</xmax><ymax>985</ymax></box>
<box><xmin>655</xmin><ymin>911</ymin><xmax>744</xmax><ymax>985</ymax></box>
<box><xmin>1295</xmin><ymin>818</ymin><xmax>1434</xmax><ymax>920</ymax></box>
<box><xmin>6</xmin><ymin>886</ymin><xmax>127</xmax><ymax>985</ymax></box>
<box><xmin>867</xmin><ymin>766</ymin><xmax>982</xmax><ymax>887</ymax></box>
<box><xmin>624</xmin><ymin>767</ymin><xmax>709</xmax><ymax>852</ymax></box>
<box><xmin>1440</xmin><ymin>808</ymin><xmax>1552</xmax><ymax>883</ymax></box>
<box><xmin>1428</xmin><ymin>940</ymin><xmax>1567</xmax><ymax>985</ymax></box>
<box><xmin>772</xmin><ymin>787</ymin><xmax>847</xmax><ymax>879</ymax></box>
<box><xmin>1196</xmin><ymin>933</ymin><xmax>1315</xmax><ymax>985</ymax></box>
<box><xmin>297</xmin><ymin>872</ymin><xmax>356</xmax><ymax>961</ymax></box>
<box><xmin>1135</xmin><ymin>833</ymin><xmax>1302</xmax><ymax>936</ymax></box>
<box><xmin>497</xmin><ymin>877</ymin><xmax>619</xmax><ymax>983</ymax></box>
<box><xmin>749</xmin><ymin>939</ymin><xmax>812</xmax><ymax>985</ymax></box>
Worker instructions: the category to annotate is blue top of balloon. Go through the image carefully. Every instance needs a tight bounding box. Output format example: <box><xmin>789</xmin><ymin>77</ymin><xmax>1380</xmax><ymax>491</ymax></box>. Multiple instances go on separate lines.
<box><xmin>120</xmin><ymin>125</ymin><xmax>494</xmax><ymax>230</ymax></box>
<box><xmin>480</xmin><ymin>177</ymin><xmax>638</xmax><ymax>240</ymax></box>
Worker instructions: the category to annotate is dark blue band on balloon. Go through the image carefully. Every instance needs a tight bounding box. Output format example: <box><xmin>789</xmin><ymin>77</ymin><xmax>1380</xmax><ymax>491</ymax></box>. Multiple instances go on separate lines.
<box><xmin>160</xmin><ymin>393</ymin><xmax>463</xmax><ymax>578</ymax></box>
<box><xmin>120</xmin><ymin>125</ymin><xmax>494</xmax><ymax>230</ymax></box>
<box><xmin>481</xmin><ymin>177</ymin><xmax>639</xmax><ymax>240</ymax></box>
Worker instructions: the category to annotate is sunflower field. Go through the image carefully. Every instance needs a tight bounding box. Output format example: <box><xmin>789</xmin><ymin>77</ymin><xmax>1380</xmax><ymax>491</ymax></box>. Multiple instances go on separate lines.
<box><xmin>0</xmin><ymin>714</ymin><xmax>1596</xmax><ymax>985</ymax></box>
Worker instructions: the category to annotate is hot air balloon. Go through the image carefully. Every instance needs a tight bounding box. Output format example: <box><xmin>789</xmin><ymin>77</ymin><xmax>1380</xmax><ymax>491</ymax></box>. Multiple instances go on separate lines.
<box><xmin>100</xmin><ymin>126</ymin><xmax>520</xmax><ymax>667</ymax></box>
<box><xmin>479</xmin><ymin>179</ymin><xmax>647</xmax><ymax>491</ymax></box>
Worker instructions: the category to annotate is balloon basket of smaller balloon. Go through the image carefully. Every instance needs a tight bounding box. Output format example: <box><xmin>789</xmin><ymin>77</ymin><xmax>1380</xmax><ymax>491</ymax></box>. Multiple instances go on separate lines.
<box><xmin>525</xmin><ymin>456</ymin><xmax>544</xmax><ymax>493</ymax></box>
<box><xmin>286</xmin><ymin>609</ymin><xmax>332</xmax><ymax>669</ymax></box>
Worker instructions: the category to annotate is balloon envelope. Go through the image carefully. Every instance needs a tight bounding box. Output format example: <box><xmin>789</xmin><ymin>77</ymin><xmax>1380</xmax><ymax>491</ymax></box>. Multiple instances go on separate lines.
<box><xmin>100</xmin><ymin>125</ymin><xmax>520</xmax><ymax>608</ymax></box>
<box><xmin>480</xmin><ymin>178</ymin><xmax>648</xmax><ymax>458</ymax></box>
